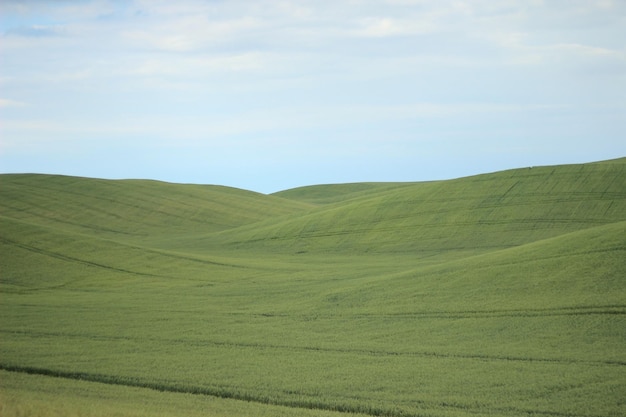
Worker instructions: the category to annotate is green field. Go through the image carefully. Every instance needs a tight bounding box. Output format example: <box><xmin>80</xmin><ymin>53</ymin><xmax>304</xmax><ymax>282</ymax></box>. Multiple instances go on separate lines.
<box><xmin>1</xmin><ymin>158</ymin><xmax>625</xmax><ymax>417</ymax></box>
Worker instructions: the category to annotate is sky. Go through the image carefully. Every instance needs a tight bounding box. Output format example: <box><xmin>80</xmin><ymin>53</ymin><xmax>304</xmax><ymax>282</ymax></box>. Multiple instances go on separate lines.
<box><xmin>1</xmin><ymin>0</ymin><xmax>625</xmax><ymax>193</ymax></box>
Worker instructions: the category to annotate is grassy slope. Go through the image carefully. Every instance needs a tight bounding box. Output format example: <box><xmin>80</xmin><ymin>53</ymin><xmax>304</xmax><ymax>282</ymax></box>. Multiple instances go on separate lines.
<box><xmin>1</xmin><ymin>159</ymin><xmax>625</xmax><ymax>417</ymax></box>
<box><xmin>182</xmin><ymin>159</ymin><xmax>626</xmax><ymax>257</ymax></box>
<box><xmin>272</xmin><ymin>182</ymin><xmax>413</xmax><ymax>205</ymax></box>
<box><xmin>0</xmin><ymin>174</ymin><xmax>312</xmax><ymax>240</ymax></box>
<box><xmin>1</xmin><ymin>221</ymin><xmax>624</xmax><ymax>416</ymax></box>
<box><xmin>0</xmin><ymin>370</ymin><xmax>368</xmax><ymax>417</ymax></box>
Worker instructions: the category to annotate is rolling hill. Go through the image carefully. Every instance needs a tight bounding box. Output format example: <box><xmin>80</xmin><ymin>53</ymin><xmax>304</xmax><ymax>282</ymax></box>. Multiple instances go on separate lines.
<box><xmin>166</xmin><ymin>158</ymin><xmax>626</xmax><ymax>257</ymax></box>
<box><xmin>1</xmin><ymin>158</ymin><xmax>625</xmax><ymax>417</ymax></box>
<box><xmin>0</xmin><ymin>174</ymin><xmax>312</xmax><ymax>240</ymax></box>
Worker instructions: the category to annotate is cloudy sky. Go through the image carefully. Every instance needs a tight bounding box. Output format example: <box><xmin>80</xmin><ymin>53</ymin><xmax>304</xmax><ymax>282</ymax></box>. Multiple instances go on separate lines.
<box><xmin>1</xmin><ymin>0</ymin><xmax>624</xmax><ymax>193</ymax></box>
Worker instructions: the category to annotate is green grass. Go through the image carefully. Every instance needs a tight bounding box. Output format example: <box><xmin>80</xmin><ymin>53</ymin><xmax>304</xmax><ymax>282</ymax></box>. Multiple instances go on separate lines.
<box><xmin>272</xmin><ymin>182</ymin><xmax>413</xmax><ymax>205</ymax></box>
<box><xmin>212</xmin><ymin>161</ymin><xmax>626</xmax><ymax>256</ymax></box>
<box><xmin>1</xmin><ymin>158</ymin><xmax>625</xmax><ymax>416</ymax></box>
<box><xmin>0</xmin><ymin>370</ymin><xmax>368</xmax><ymax>417</ymax></box>
<box><xmin>0</xmin><ymin>174</ymin><xmax>312</xmax><ymax>241</ymax></box>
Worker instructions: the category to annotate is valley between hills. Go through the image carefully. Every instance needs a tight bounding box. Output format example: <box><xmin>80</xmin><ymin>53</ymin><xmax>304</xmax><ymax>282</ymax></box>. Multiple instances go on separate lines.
<box><xmin>1</xmin><ymin>158</ymin><xmax>625</xmax><ymax>417</ymax></box>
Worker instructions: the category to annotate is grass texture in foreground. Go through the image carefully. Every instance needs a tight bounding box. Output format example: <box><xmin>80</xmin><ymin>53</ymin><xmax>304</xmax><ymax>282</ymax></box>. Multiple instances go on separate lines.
<box><xmin>0</xmin><ymin>370</ymin><xmax>367</xmax><ymax>417</ymax></box>
<box><xmin>1</xmin><ymin>158</ymin><xmax>625</xmax><ymax>416</ymax></box>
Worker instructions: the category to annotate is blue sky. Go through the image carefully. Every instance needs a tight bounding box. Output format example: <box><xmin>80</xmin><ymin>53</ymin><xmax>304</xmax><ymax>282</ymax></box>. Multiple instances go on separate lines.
<box><xmin>1</xmin><ymin>0</ymin><xmax>624</xmax><ymax>193</ymax></box>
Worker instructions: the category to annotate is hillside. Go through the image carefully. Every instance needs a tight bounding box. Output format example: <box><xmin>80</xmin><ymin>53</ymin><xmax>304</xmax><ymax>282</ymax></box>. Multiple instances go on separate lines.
<box><xmin>1</xmin><ymin>158</ymin><xmax>625</xmax><ymax>417</ymax></box>
<box><xmin>0</xmin><ymin>174</ymin><xmax>312</xmax><ymax>241</ymax></box>
<box><xmin>173</xmin><ymin>159</ymin><xmax>626</xmax><ymax>256</ymax></box>
<box><xmin>272</xmin><ymin>182</ymin><xmax>413</xmax><ymax>205</ymax></box>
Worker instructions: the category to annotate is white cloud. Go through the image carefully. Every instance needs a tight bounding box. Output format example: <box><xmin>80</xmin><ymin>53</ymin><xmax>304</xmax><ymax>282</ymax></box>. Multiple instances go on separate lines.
<box><xmin>122</xmin><ymin>15</ymin><xmax>263</xmax><ymax>52</ymax></box>
<box><xmin>351</xmin><ymin>16</ymin><xmax>437</xmax><ymax>37</ymax></box>
<box><xmin>0</xmin><ymin>98</ymin><xmax>26</xmax><ymax>108</ymax></box>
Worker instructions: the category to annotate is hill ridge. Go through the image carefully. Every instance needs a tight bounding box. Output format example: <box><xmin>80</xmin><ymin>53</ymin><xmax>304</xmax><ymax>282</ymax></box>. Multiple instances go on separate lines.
<box><xmin>0</xmin><ymin>173</ymin><xmax>313</xmax><ymax>241</ymax></box>
<box><xmin>184</xmin><ymin>159</ymin><xmax>626</xmax><ymax>256</ymax></box>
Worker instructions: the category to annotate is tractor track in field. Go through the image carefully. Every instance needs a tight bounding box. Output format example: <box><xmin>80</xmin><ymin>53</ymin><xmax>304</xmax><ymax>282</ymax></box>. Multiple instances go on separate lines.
<box><xmin>0</xmin><ymin>237</ymin><xmax>166</xmax><ymax>279</ymax></box>
<box><xmin>2</xmin><ymin>328</ymin><xmax>624</xmax><ymax>368</ymax></box>
<box><xmin>0</xmin><ymin>234</ymin><xmax>254</xmax><ymax>284</ymax></box>
<box><xmin>0</xmin><ymin>363</ymin><xmax>614</xmax><ymax>417</ymax></box>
